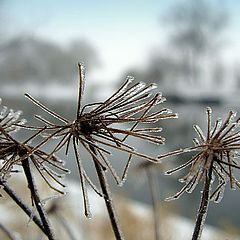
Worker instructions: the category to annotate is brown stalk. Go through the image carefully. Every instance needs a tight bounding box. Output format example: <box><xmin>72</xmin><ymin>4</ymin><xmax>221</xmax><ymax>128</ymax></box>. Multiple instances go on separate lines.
<box><xmin>192</xmin><ymin>160</ymin><xmax>213</xmax><ymax>240</ymax></box>
<box><xmin>22</xmin><ymin>158</ymin><xmax>56</xmax><ymax>240</ymax></box>
<box><xmin>91</xmin><ymin>145</ymin><xmax>124</xmax><ymax>240</ymax></box>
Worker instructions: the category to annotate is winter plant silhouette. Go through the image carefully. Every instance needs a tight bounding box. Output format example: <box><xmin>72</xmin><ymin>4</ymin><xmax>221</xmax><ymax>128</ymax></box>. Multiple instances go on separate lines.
<box><xmin>158</xmin><ymin>107</ymin><xmax>240</xmax><ymax>240</ymax></box>
<box><xmin>2</xmin><ymin>63</ymin><xmax>239</xmax><ymax>240</ymax></box>
<box><xmin>0</xmin><ymin>101</ymin><xmax>69</xmax><ymax>239</ymax></box>
<box><xmin>22</xmin><ymin>63</ymin><xmax>177</xmax><ymax>239</ymax></box>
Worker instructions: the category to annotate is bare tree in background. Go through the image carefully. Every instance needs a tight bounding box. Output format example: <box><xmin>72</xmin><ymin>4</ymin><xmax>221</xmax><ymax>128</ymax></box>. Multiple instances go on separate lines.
<box><xmin>0</xmin><ymin>36</ymin><xmax>100</xmax><ymax>85</ymax></box>
<box><xmin>124</xmin><ymin>0</ymin><xmax>229</xmax><ymax>94</ymax></box>
<box><xmin>165</xmin><ymin>0</ymin><xmax>228</xmax><ymax>84</ymax></box>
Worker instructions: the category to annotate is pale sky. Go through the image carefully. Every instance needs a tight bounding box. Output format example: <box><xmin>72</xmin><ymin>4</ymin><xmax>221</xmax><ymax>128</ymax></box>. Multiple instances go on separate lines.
<box><xmin>2</xmin><ymin>0</ymin><xmax>240</xmax><ymax>83</ymax></box>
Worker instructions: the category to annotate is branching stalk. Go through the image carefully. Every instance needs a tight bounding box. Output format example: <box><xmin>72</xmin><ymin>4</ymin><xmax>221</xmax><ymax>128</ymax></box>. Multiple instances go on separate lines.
<box><xmin>92</xmin><ymin>147</ymin><xmax>124</xmax><ymax>240</ymax></box>
<box><xmin>192</xmin><ymin>161</ymin><xmax>213</xmax><ymax>240</ymax></box>
<box><xmin>22</xmin><ymin>158</ymin><xmax>56</xmax><ymax>240</ymax></box>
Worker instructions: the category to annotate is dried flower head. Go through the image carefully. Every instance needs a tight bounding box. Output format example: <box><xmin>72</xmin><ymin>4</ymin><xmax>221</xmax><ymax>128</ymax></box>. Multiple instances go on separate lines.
<box><xmin>0</xmin><ymin>99</ymin><xmax>27</xmax><ymax>135</ymax></box>
<box><xmin>158</xmin><ymin>107</ymin><xmax>240</xmax><ymax>203</ymax></box>
<box><xmin>0</xmin><ymin>103</ymin><xmax>68</xmax><ymax>193</ymax></box>
<box><xmin>25</xmin><ymin>63</ymin><xmax>177</xmax><ymax>217</ymax></box>
<box><xmin>0</xmin><ymin>131</ymin><xmax>69</xmax><ymax>194</ymax></box>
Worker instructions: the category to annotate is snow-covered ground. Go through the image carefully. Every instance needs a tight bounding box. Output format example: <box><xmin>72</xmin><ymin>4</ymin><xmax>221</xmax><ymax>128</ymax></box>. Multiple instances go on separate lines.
<box><xmin>0</xmin><ymin>176</ymin><xmax>238</xmax><ymax>240</ymax></box>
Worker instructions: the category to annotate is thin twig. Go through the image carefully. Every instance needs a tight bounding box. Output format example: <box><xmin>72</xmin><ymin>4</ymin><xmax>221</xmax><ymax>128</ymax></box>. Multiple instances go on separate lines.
<box><xmin>22</xmin><ymin>158</ymin><xmax>56</xmax><ymax>240</ymax></box>
<box><xmin>91</xmin><ymin>147</ymin><xmax>124</xmax><ymax>240</ymax></box>
<box><xmin>192</xmin><ymin>160</ymin><xmax>213</xmax><ymax>240</ymax></box>
<box><xmin>0</xmin><ymin>178</ymin><xmax>46</xmax><ymax>234</ymax></box>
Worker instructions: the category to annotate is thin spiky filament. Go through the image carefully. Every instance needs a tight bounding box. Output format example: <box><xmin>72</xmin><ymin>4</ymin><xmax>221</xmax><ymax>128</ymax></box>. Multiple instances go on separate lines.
<box><xmin>0</xmin><ymin>127</ymin><xmax>68</xmax><ymax>194</ymax></box>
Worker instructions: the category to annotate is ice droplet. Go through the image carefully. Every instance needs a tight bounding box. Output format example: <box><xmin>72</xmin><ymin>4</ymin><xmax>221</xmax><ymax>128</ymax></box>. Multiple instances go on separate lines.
<box><xmin>118</xmin><ymin>182</ymin><xmax>124</xmax><ymax>187</ymax></box>
<box><xmin>172</xmin><ymin>113</ymin><xmax>179</xmax><ymax>119</ymax></box>
<box><xmin>0</xmin><ymin>106</ymin><xmax>7</xmax><ymax>118</ymax></box>
<box><xmin>164</xmin><ymin>171</ymin><xmax>172</xmax><ymax>175</ymax></box>
<box><xmin>179</xmin><ymin>178</ymin><xmax>185</xmax><ymax>183</ymax></box>
<box><xmin>206</xmin><ymin>107</ymin><xmax>212</xmax><ymax>114</ymax></box>
<box><xmin>183</xmin><ymin>148</ymin><xmax>192</xmax><ymax>153</ymax></box>
<box><xmin>216</xmin><ymin>118</ymin><xmax>222</xmax><ymax>128</ymax></box>
<box><xmin>157</xmin><ymin>96</ymin><xmax>166</xmax><ymax>104</ymax></box>
<box><xmin>139</xmin><ymin>83</ymin><xmax>158</xmax><ymax>96</ymax></box>
<box><xmin>18</xmin><ymin>118</ymin><xmax>27</xmax><ymax>125</ymax></box>
<box><xmin>165</xmin><ymin>195</ymin><xmax>179</xmax><ymax>201</ymax></box>
<box><xmin>126</xmin><ymin>75</ymin><xmax>134</xmax><ymax>83</ymax></box>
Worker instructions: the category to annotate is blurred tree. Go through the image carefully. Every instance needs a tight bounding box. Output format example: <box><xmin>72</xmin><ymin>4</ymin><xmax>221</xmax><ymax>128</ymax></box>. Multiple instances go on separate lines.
<box><xmin>68</xmin><ymin>39</ymin><xmax>100</xmax><ymax>71</ymax></box>
<box><xmin>0</xmin><ymin>0</ymin><xmax>5</xmax><ymax>42</ymax></box>
<box><xmin>166</xmin><ymin>0</ymin><xmax>227</xmax><ymax>55</ymax></box>
<box><xmin>0</xmin><ymin>36</ymin><xmax>100</xmax><ymax>84</ymax></box>
<box><xmin>165</xmin><ymin>0</ymin><xmax>228</xmax><ymax>84</ymax></box>
<box><xmin>123</xmin><ymin>0</ymin><xmax>229</xmax><ymax>94</ymax></box>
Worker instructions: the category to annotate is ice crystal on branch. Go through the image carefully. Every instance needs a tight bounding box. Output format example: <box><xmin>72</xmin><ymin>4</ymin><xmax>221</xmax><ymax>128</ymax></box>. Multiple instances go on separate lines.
<box><xmin>0</xmin><ymin>103</ymin><xmax>68</xmax><ymax>193</ymax></box>
<box><xmin>158</xmin><ymin>107</ymin><xmax>240</xmax><ymax>203</ymax></box>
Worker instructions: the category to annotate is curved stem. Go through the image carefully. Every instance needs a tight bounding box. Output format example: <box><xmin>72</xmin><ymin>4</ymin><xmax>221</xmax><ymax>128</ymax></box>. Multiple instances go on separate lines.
<box><xmin>91</xmin><ymin>147</ymin><xmax>124</xmax><ymax>240</ymax></box>
<box><xmin>192</xmin><ymin>161</ymin><xmax>213</xmax><ymax>240</ymax></box>
<box><xmin>22</xmin><ymin>158</ymin><xmax>56</xmax><ymax>240</ymax></box>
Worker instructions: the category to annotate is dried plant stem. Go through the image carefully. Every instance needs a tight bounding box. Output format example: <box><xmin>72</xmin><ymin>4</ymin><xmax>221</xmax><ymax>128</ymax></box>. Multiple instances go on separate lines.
<box><xmin>92</xmin><ymin>148</ymin><xmax>124</xmax><ymax>240</ymax></box>
<box><xmin>192</xmin><ymin>161</ymin><xmax>213</xmax><ymax>240</ymax></box>
<box><xmin>0</xmin><ymin>178</ymin><xmax>46</xmax><ymax>234</ymax></box>
<box><xmin>0</xmin><ymin>222</ymin><xmax>20</xmax><ymax>240</ymax></box>
<box><xmin>22</xmin><ymin>158</ymin><xmax>56</xmax><ymax>240</ymax></box>
<box><xmin>146</xmin><ymin>168</ymin><xmax>161</xmax><ymax>240</ymax></box>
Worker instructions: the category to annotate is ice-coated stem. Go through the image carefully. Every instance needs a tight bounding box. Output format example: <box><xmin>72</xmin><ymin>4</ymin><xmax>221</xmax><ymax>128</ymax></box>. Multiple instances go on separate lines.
<box><xmin>91</xmin><ymin>147</ymin><xmax>124</xmax><ymax>240</ymax></box>
<box><xmin>192</xmin><ymin>160</ymin><xmax>213</xmax><ymax>240</ymax></box>
<box><xmin>22</xmin><ymin>158</ymin><xmax>56</xmax><ymax>240</ymax></box>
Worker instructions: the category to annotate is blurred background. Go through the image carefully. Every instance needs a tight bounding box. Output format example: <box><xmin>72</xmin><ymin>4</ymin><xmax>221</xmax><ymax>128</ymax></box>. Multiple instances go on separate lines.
<box><xmin>1</xmin><ymin>0</ymin><xmax>240</xmax><ymax>238</ymax></box>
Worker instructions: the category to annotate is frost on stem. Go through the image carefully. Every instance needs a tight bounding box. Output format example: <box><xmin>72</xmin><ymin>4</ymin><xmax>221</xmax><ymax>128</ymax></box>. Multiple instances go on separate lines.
<box><xmin>158</xmin><ymin>107</ymin><xmax>240</xmax><ymax>202</ymax></box>
<box><xmin>158</xmin><ymin>107</ymin><xmax>240</xmax><ymax>240</ymax></box>
<box><xmin>24</xmin><ymin>63</ymin><xmax>177</xmax><ymax>218</ymax></box>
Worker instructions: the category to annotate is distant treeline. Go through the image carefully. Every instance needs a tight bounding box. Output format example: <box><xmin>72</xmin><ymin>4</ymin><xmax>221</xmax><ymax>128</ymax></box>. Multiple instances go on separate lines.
<box><xmin>0</xmin><ymin>36</ymin><xmax>100</xmax><ymax>84</ymax></box>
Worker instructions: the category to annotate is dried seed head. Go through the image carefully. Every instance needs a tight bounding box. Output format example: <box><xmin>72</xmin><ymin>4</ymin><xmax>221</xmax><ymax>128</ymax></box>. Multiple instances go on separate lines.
<box><xmin>158</xmin><ymin>108</ymin><xmax>240</xmax><ymax>203</ymax></box>
<box><xmin>0</xmin><ymin>100</ymin><xmax>27</xmax><ymax>134</ymax></box>
<box><xmin>24</xmin><ymin>63</ymin><xmax>178</xmax><ymax>217</ymax></box>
